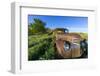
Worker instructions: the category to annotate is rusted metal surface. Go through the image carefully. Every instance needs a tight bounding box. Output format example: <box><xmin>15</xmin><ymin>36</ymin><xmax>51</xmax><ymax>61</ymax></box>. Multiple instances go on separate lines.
<box><xmin>55</xmin><ymin>39</ymin><xmax>72</xmax><ymax>58</ymax></box>
<box><xmin>55</xmin><ymin>33</ymin><xmax>82</xmax><ymax>58</ymax></box>
<box><xmin>71</xmin><ymin>43</ymin><xmax>81</xmax><ymax>57</ymax></box>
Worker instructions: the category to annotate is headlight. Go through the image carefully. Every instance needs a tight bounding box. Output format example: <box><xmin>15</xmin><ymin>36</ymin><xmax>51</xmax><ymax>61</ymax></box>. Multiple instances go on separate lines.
<box><xmin>64</xmin><ymin>41</ymin><xmax>70</xmax><ymax>51</ymax></box>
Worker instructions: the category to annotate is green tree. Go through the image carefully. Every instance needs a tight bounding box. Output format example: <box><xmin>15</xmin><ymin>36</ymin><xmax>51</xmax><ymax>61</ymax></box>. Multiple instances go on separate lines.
<box><xmin>29</xmin><ymin>18</ymin><xmax>46</xmax><ymax>34</ymax></box>
<box><xmin>28</xmin><ymin>24</ymin><xmax>33</xmax><ymax>35</ymax></box>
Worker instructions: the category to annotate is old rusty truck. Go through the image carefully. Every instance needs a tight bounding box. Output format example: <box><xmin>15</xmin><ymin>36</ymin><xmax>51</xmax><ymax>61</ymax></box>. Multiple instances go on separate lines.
<box><xmin>53</xmin><ymin>28</ymin><xmax>87</xmax><ymax>59</ymax></box>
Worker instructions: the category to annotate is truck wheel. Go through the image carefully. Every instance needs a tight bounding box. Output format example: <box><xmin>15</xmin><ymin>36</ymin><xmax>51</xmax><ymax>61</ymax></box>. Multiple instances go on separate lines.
<box><xmin>80</xmin><ymin>39</ymin><xmax>88</xmax><ymax>57</ymax></box>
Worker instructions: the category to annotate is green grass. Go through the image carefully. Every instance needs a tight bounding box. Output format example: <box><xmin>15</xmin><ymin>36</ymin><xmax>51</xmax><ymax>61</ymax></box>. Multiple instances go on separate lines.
<box><xmin>28</xmin><ymin>32</ymin><xmax>88</xmax><ymax>60</ymax></box>
<box><xmin>28</xmin><ymin>33</ymin><xmax>56</xmax><ymax>60</ymax></box>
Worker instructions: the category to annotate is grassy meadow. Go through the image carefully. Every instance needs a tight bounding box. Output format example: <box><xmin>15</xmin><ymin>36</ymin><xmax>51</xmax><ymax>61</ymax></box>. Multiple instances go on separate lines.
<box><xmin>28</xmin><ymin>18</ymin><xmax>88</xmax><ymax>60</ymax></box>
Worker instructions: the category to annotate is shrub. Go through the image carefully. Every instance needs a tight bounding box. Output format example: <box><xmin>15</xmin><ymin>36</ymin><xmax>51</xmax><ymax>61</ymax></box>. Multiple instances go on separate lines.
<box><xmin>28</xmin><ymin>37</ymin><xmax>53</xmax><ymax>60</ymax></box>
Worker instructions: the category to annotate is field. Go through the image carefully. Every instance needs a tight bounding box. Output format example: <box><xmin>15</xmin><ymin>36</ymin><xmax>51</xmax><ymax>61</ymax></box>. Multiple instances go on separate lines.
<box><xmin>77</xmin><ymin>33</ymin><xmax>88</xmax><ymax>40</ymax></box>
<box><xmin>28</xmin><ymin>17</ymin><xmax>88</xmax><ymax>60</ymax></box>
<box><xmin>28</xmin><ymin>33</ymin><xmax>56</xmax><ymax>60</ymax></box>
<box><xmin>28</xmin><ymin>32</ymin><xmax>88</xmax><ymax>60</ymax></box>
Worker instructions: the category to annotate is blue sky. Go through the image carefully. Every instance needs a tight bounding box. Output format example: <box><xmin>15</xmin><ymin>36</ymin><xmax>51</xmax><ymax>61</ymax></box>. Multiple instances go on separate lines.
<box><xmin>28</xmin><ymin>15</ymin><xmax>88</xmax><ymax>33</ymax></box>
